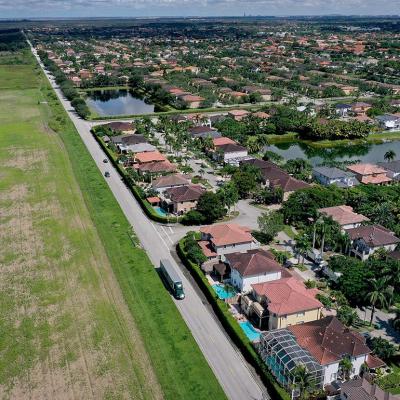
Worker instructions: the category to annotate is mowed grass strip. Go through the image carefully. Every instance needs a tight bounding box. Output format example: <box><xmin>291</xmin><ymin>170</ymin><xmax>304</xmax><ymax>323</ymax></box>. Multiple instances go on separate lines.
<box><xmin>39</xmin><ymin>59</ymin><xmax>227</xmax><ymax>398</ymax></box>
<box><xmin>0</xmin><ymin>55</ymin><xmax>163</xmax><ymax>399</ymax></box>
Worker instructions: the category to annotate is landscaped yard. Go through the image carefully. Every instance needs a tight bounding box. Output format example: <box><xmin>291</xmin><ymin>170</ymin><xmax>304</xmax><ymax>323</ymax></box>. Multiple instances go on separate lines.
<box><xmin>377</xmin><ymin>361</ymin><xmax>400</xmax><ymax>395</ymax></box>
<box><xmin>0</xmin><ymin>49</ymin><xmax>226</xmax><ymax>400</ymax></box>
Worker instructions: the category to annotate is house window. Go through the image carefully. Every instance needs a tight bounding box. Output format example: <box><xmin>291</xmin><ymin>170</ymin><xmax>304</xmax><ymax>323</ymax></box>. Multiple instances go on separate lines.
<box><xmin>297</xmin><ymin>312</ymin><xmax>305</xmax><ymax>317</ymax></box>
<box><xmin>330</xmin><ymin>373</ymin><xmax>337</xmax><ymax>381</ymax></box>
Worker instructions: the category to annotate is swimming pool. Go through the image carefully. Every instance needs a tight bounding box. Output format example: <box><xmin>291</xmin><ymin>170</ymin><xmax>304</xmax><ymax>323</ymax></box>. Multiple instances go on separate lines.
<box><xmin>240</xmin><ymin>321</ymin><xmax>261</xmax><ymax>342</ymax></box>
<box><xmin>211</xmin><ymin>284</ymin><xmax>236</xmax><ymax>300</ymax></box>
<box><xmin>153</xmin><ymin>206</ymin><xmax>167</xmax><ymax>217</ymax></box>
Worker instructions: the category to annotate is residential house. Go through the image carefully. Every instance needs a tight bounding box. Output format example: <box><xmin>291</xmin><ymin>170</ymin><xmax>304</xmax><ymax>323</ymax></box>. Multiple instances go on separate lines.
<box><xmin>152</xmin><ymin>173</ymin><xmax>191</xmax><ymax>193</ymax></box>
<box><xmin>228</xmin><ymin>109</ymin><xmax>250</xmax><ymax>121</ymax></box>
<box><xmin>351</xmin><ymin>102</ymin><xmax>372</xmax><ymax>115</ymax></box>
<box><xmin>318</xmin><ymin>205</ymin><xmax>369</xmax><ymax>230</ymax></box>
<box><xmin>340</xmin><ymin>376</ymin><xmax>400</xmax><ymax>400</ymax></box>
<box><xmin>104</xmin><ymin>121</ymin><xmax>136</xmax><ymax>134</ymax></box>
<box><xmin>249</xmin><ymin>276</ymin><xmax>323</xmax><ymax>330</ymax></box>
<box><xmin>313</xmin><ymin>166</ymin><xmax>359</xmax><ymax>188</ymax></box>
<box><xmin>212</xmin><ymin>139</ymin><xmax>249</xmax><ymax>165</ymax></box>
<box><xmin>347</xmin><ymin>163</ymin><xmax>392</xmax><ymax>185</ymax></box>
<box><xmin>375</xmin><ymin>114</ymin><xmax>400</xmax><ymax>130</ymax></box>
<box><xmin>189</xmin><ymin>126</ymin><xmax>221</xmax><ymax>139</ymax></box>
<box><xmin>242</xmin><ymin>159</ymin><xmax>310</xmax><ymax>200</ymax></box>
<box><xmin>346</xmin><ymin>224</ymin><xmax>400</xmax><ymax>260</ymax></box>
<box><xmin>180</xmin><ymin>94</ymin><xmax>205</xmax><ymax>109</ymax></box>
<box><xmin>260</xmin><ymin>317</ymin><xmax>372</xmax><ymax>389</ymax></box>
<box><xmin>225</xmin><ymin>249</ymin><xmax>283</xmax><ymax>293</ymax></box>
<box><xmin>162</xmin><ymin>185</ymin><xmax>205</xmax><ymax>215</ymax></box>
<box><xmin>199</xmin><ymin>223</ymin><xmax>260</xmax><ymax>261</ymax></box>
<box><xmin>110</xmin><ymin>134</ymin><xmax>147</xmax><ymax>153</ymax></box>
<box><xmin>335</xmin><ymin>103</ymin><xmax>352</xmax><ymax>117</ymax></box>
<box><xmin>378</xmin><ymin>160</ymin><xmax>400</xmax><ymax>180</ymax></box>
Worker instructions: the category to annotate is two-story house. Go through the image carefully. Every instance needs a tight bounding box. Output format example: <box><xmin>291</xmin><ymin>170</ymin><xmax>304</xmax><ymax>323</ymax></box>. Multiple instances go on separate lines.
<box><xmin>250</xmin><ymin>277</ymin><xmax>323</xmax><ymax>330</ymax></box>
<box><xmin>225</xmin><ymin>249</ymin><xmax>282</xmax><ymax>293</ymax></box>
<box><xmin>318</xmin><ymin>205</ymin><xmax>369</xmax><ymax>230</ymax></box>
<box><xmin>198</xmin><ymin>223</ymin><xmax>259</xmax><ymax>261</ymax></box>
<box><xmin>313</xmin><ymin>167</ymin><xmax>359</xmax><ymax>188</ymax></box>
<box><xmin>346</xmin><ymin>224</ymin><xmax>400</xmax><ymax>260</ymax></box>
<box><xmin>162</xmin><ymin>185</ymin><xmax>205</xmax><ymax>215</ymax></box>
<box><xmin>347</xmin><ymin>163</ymin><xmax>392</xmax><ymax>185</ymax></box>
<box><xmin>260</xmin><ymin>317</ymin><xmax>372</xmax><ymax>389</ymax></box>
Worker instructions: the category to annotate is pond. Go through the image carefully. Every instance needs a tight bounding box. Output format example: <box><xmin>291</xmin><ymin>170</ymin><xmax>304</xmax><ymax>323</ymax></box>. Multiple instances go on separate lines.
<box><xmin>266</xmin><ymin>139</ymin><xmax>400</xmax><ymax>166</ymax></box>
<box><xmin>85</xmin><ymin>89</ymin><xmax>155</xmax><ymax>116</ymax></box>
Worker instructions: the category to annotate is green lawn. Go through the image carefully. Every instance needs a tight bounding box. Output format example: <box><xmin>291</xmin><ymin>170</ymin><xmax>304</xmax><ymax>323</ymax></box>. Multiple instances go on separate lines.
<box><xmin>377</xmin><ymin>361</ymin><xmax>400</xmax><ymax>394</ymax></box>
<box><xmin>0</xmin><ymin>49</ymin><xmax>226</xmax><ymax>400</ymax></box>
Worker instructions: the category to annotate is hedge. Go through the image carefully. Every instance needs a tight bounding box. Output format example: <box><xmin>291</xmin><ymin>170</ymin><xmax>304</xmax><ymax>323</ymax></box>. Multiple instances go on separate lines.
<box><xmin>92</xmin><ymin>132</ymin><xmax>182</xmax><ymax>224</ymax></box>
<box><xmin>177</xmin><ymin>239</ymin><xmax>290</xmax><ymax>400</ymax></box>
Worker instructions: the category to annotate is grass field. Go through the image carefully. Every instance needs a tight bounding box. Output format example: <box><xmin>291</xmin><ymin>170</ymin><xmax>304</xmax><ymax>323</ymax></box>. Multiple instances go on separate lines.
<box><xmin>0</xmin><ymin>49</ymin><xmax>226</xmax><ymax>399</ymax></box>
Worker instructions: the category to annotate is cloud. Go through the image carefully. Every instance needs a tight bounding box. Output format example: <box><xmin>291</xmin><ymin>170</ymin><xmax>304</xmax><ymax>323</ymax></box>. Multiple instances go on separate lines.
<box><xmin>0</xmin><ymin>0</ymin><xmax>399</xmax><ymax>17</ymax></box>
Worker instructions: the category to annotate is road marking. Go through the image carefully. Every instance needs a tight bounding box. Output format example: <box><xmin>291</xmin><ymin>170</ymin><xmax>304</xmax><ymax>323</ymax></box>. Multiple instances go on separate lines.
<box><xmin>150</xmin><ymin>222</ymin><xmax>170</xmax><ymax>251</ymax></box>
<box><xmin>160</xmin><ymin>225</ymin><xmax>174</xmax><ymax>245</ymax></box>
<box><xmin>169</xmin><ymin>226</ymin><xmax>173</xmax><ymax>234</ymax></box>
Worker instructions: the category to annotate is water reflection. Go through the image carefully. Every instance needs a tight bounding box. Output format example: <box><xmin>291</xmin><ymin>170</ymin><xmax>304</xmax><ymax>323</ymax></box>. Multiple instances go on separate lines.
<box><xmin>268</xmin><ymin>140</ymin><xmax>400</xmax><ymax>166</ymax></box>
<box><xmin>86</xmin><ymin>89</ymin><xmax>155</xmax><ymax>116</ymax></box>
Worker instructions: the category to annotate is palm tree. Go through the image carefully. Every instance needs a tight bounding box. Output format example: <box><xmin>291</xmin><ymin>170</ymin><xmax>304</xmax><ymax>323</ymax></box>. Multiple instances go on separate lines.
<box><xmin>339</xmin><ymin>357</ymin><xmax>353</xmax><ymax>381</ymax></box>
<box><xmin>366</xmin><ymin>278</ymin><xmax>389</xmax><ymax>326</ymax></box>
<box><xmin>292</xmin><ymin>365</ymin><xmax>315</xmax><ymax>400</ymax></box>
<box><xmin>295</xmin><ymin>234</ymin><xmax>312</xmax><ymax>265</ymax></box>
<box><xmin>384</xmin><ymin>150</ymin><xmax>396</xmax><ymax>162</ymax></box>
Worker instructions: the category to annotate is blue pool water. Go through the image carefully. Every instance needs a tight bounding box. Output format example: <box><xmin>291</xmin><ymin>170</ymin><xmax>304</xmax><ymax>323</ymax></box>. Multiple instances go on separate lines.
<box><xmin>154</xmin><ymin>206</ymin><xmax>167</xmax><ymax>217</ymax></box>
<box><xmin>240</xmin><ymin>321</ymin><xmax>261</xmax><ymax>342</ymax></box>
<box><xmin>212</xmin><ymin>284</ymin><xmax>236</xmax><ymax>300</ymax></box>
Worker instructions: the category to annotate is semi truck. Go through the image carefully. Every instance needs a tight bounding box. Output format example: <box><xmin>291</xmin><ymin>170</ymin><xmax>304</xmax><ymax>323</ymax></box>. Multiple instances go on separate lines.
<box><xmin>159</xmin><ymin>259</ymin><xmax>185</xmax><ymax>300</ymax></box>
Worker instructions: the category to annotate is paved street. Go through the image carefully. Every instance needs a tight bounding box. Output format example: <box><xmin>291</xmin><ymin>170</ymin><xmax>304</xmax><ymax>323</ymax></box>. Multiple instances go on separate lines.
<box><xmin>30</xmin><ymin>43</ymin><xmax>268</xmax><ymax>400</ymax></box>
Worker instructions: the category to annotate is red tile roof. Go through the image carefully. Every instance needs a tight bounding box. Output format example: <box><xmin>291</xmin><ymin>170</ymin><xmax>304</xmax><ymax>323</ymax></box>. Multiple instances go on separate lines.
<box><xmin>200</xmin><ymin>223</ymin><xmax>254</xmax><ymax>246</ymax></box>
<box><xmin>288</xmin><ymin>317</ymin><xmax>371</xmax><ymax>365</ymax></box>
<box><xmin>198</xmin><ymin>240</ymin><xmax>217</xmax><ymax>258</ymax></box>
<box><xmin>135</xmin><ymin>150</ymin><xmax>166</xmax><ymax>164</ymax></box>
<box><xmin>318</xmin><ymin>205</ymin><xmax>369</xmax><ymax>226</ymax></box>
<box><xmin>213</xmin><ymin>136</ymin><xmax>236</xmax><ymax>146</ymax></box>
<box><xmin>347</xmin><ymin>163</ymin><xmax>387</xmax><ymax>176</ymax></box>
<box><xmin>252</xmin><ymin>277</ymin><xmax>322</xmax><ymax>316</ymax></box>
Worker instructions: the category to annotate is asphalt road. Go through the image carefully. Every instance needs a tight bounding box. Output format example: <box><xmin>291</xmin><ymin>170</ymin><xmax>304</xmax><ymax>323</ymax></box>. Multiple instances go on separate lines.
<box><xmin>29</xmin><ymin>43</ymin><xmax>268</xmax><ymax>400</ymax></box>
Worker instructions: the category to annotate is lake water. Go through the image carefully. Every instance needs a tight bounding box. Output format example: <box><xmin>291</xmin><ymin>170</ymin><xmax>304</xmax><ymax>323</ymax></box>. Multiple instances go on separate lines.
<box><xmin>86</xmin><ymin>89</ymin><xmax>155</xmax><ymax>116</ymax></box>
<box><xmin>267</xmin><ymin>140</ymin><xmax>400</xmax><ymax>166</ymax></box>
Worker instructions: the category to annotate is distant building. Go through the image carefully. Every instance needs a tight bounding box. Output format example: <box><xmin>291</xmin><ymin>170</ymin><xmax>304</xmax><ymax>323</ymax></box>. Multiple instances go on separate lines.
<box><xmin>313</xmin><ymin>166</ymin><xmax>359</xmax><ymax>188</ymax></box>
<box><xmin>318</xmin><ymin>205</ymin><xmax>369</xmax><ymax>230</ymax></box>
<box><xmin>347</xmin><ymin>163</ymin><xmax>391</xmax><ymax>185</ymax></box>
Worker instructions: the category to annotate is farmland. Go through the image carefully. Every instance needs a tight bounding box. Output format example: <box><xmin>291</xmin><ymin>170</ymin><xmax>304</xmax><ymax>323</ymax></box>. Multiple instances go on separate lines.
<box><xmin>0</xmin><ymin>47</ymin><xmax>225</xmax><ymax>400</ymax></box>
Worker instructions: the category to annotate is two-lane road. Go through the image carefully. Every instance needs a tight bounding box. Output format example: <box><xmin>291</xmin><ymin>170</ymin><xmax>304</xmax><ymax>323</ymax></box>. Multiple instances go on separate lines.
<box><xmin>30</xmin><ymin>43</ymin><xmax>268</xmax><ymax>400</ymax></box>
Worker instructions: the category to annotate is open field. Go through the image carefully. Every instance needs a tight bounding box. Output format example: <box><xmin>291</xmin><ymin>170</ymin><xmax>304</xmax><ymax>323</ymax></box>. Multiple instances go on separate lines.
<box><xmin>0</xmin><ymin>54</ymin><xmax>164</xmax><ymax>399</ymax></box>
<box><xmin>0</xmin><ymin>48</ymin><xmax>226</xmax><ymax>400</ymax></box>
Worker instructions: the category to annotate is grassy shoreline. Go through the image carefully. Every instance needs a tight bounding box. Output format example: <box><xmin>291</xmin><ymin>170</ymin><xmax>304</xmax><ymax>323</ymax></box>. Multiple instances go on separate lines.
<box><xmin>36</xmin><ymin>55</ymin><xmax>227</xmax><ymax>398</ymax></box>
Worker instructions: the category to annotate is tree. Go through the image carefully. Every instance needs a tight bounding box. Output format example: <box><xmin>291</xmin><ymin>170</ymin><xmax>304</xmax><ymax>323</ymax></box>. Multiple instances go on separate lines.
<box><xmin>368</xmin><ymin>337</ymin><xmax>397</xmax><ymax>361</ymax></box>
<box><xmin>284</xmin><ymin>158</ymin><xmax>312</xmax><ymax>181</ymax></box>
<box><xmin>367</xmin><ymin>278</ymin><xmax>389</xmax><ymax>326</ymax></box>
<box><xmin>384</xmin><ymin>150</ymin><xmax>396</xmax><ymax>162</ymax></box>
<box><xmin>183</xmin><ymin>232</ymin><xmax>207</xmax><ymax>265</ymax></box>
<box><xmin>337</xmin><ymin>257</ymin><xmax>372</xmax><ymax>306</ymax></box>
<box><xmin>292</xmin><ymin>365</ymin><xmax>316</xmax><ymax>400</ymax></box>
<box><xmin>217</xmin><ymin>182</ymin><xmax>239</xmax><ymax>211</ymax></box>
<box><xmin>196</xmin><ymin>192</ymin><xmax>226</xmax><ymax>224</ymax></box>
<box><xmin>337</xmin><ymin>306</ymin><xmax>360</xmax><ymax>327</ymax></box>
<box><xmin>231</xmin><ymin>167</ymin><xmax>259</xmax><ymax>199</ymax></box>
<box><xmin>295</xmin><ymin>234</ymin><xmax>312</xmax><ymax>264</ymax></box>
<box><xmin>339</xmin><ymin>357</ymin><xmax>353</xmax><ymax>381</ymax></box>
<box><xmin>257</xmin><ymin>211</ymin><xmax>284</xmax><ymax>243</ymax></box>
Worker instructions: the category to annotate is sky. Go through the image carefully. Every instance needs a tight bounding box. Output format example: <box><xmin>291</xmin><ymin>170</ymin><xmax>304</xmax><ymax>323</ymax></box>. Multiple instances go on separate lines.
<box><xmin>0</xmin><ymin>0</ymin><xmax>399</xmax><ymax>19</ymax></box>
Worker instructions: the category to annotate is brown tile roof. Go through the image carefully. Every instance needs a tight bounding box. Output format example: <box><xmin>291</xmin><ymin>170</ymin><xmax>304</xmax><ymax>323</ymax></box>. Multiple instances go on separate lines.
<box><xmin>288</xmin><ymin>317</ymin><xmax>371</xmax><ymax>365</ymax></box>
<box><xmin>225</xmin><ymin>249</ymin><xmax>282</xmax><ymax>277</ymax></box>
<box><xmin>213</xmin><ymin>136</ymin><xmax>236</xmax><ymax>146</ymax></box>
<box><xmin>318</xmin><ymin>205</ymin><xmax>369</xmax><ymax>226</ymax></box>
<box><xmin>252</xmin><ymin>277</ymin><xmax>322</xmax><ymax>316</ymax></box>
<box><xmin>137</xmin><ymin>160</ymin><xmax>176</xmax><ymax>173</ymax></box>
<box><xmin>200</xmin><ymin>223</ymin><xmax>254</xmax><ymax>246</ymax></box>
<box><xmin>346</xmin><ymin>224</ymin><xmax>400</xmax><ymax>247</ymax></box>
<box><xmin>216</xmin><ymin>143</ymin><xmax>247</xmax><ymax>153</ymax></box>
<box><xmin>366</xmin><ymin>354</ymin><xmax>386</xmax><ymax>370</ymax></box>
<box><xmin>103</xmin><ymin>121</ymin><xmax>134</xmax><ymax>132</ymax></box>
<box><xmin>152</xmin><ymin>173</ymin><xmax>190</xmax><ymax>189</ymax></box>
<box><xmin>164</xmin><ymin>185</ymin><xmax>205</xmax><ymax>203</ymax></box>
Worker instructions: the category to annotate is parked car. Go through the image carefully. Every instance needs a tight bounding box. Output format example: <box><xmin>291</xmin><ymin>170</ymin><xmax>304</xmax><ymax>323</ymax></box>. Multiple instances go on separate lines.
<box><xmin>103</xmin><ymin>158</ymin><xmax>108</xmax><ymax>163</ymax></box>
<box><xmin>307</xmin><ymin>249</ymin><xmax>324</xmax><ymax>265</ymax></box>
<box><xmin>104</xmin><ymin>171</ymin><xmax>110</xmax><ymax>177</ymax></box>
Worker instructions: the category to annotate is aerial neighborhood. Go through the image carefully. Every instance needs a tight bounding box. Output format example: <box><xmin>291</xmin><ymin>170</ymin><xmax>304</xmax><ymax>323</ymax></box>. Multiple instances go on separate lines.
<box><xmin>2</xmin><ymin>15</ymin><xmax>400</xmax><ymax>400</ymax></box>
